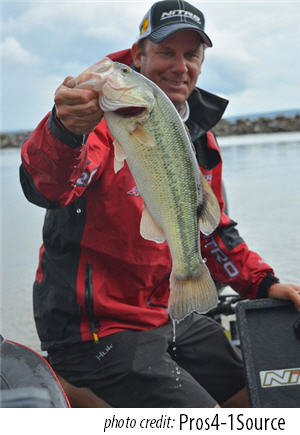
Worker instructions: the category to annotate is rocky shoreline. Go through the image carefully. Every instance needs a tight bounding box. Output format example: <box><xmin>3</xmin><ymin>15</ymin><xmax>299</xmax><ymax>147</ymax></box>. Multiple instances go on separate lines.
<box><xmin>213</xmin><ymin>114</ymin><xmax>300</xmax><ymax>137</ymax></box>
<box><xmin>1</xmin><ymin>114</ymin><xmax>300</xmax><ymax>148</ymax></box>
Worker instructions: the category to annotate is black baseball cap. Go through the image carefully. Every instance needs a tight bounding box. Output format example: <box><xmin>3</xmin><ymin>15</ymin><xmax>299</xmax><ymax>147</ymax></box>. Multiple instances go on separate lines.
<box><xmin>138</xmin><ymin>0</ymin><xmax>212</xmax><ymax>47</ymax></box>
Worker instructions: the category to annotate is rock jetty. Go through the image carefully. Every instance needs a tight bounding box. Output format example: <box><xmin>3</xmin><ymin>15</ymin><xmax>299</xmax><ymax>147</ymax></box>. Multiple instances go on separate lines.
<box><xmin>213</xmin><ymin>114</ymin><xmax>300</xmax><ymax>136</ymax></box>
<box><xmin>1</xmin><ymin>114</ymin><xmax>300</xmax><ymax>148</ymax></box>
<box><xmin>1</xmin><ymin>131</ymin><xmax>32</xmax><ymax>149</ymax></box>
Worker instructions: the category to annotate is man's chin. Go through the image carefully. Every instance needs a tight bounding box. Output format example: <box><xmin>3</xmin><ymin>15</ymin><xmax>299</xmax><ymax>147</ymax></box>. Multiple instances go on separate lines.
<box><xmin>164</xmin><ymin>93</ymin><xmax>187</xmax><ymax>108</ymax></box>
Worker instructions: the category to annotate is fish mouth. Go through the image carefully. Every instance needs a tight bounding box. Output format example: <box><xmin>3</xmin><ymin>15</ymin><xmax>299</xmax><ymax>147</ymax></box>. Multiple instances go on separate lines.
<box><xmin>114</xmin><ymin>106</ymin><xmax>147</xmax><ymax>118</ymax></box>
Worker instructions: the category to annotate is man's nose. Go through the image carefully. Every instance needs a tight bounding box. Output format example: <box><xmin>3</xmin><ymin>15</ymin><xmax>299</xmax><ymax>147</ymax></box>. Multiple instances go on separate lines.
<box><xmin>172</xmin><ymin>55</ymin><xmax>188</xmax><ymax>73</ymax></box>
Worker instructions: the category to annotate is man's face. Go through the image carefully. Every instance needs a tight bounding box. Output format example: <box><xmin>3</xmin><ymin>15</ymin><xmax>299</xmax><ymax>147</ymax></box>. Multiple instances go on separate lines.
<box><xmin>132</xmin><ymin>30</ymin><xmax>204</xmax><ymax>109</ymax></box>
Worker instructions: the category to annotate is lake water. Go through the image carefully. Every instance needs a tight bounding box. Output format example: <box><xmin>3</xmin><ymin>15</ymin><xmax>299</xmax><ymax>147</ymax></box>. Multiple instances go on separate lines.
<box><xmin>1</xmin><ymin>131</ymin><xmax>300</xmax><ymax>353</ymax></box>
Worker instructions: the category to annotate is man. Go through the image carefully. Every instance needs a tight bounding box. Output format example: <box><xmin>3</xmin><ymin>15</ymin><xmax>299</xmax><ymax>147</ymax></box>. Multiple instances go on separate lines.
<box><xmin>20</xmin><ymin>0</ymin><xmax>300</xmax><ymax>408</ymax></box>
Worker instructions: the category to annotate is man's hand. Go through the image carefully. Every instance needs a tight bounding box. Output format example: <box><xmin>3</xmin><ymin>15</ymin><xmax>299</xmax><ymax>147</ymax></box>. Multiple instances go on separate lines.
<box><xmin>268</xmin><ymin>283</ymin><xmax>300</xmax><ymax>311</ymax></box>
<box><xmin>54</xmin><ymin>76</ymin><xmax>103</xmax><ymax>135</ymax></box>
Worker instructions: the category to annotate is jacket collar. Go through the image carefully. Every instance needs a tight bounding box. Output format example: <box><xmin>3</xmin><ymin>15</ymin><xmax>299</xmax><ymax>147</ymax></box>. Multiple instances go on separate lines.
<box><xmin>188</xmin><ymin>87</ymin><xmax>228</xmax><ymax>134</ymax></box>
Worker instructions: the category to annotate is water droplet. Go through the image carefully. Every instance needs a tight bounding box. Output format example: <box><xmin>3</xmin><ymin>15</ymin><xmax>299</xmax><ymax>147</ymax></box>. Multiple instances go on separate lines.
<box><xmin>172</xmin><ymin>320</ymin><xmax>177</xmax><ymax>343</ymax></box>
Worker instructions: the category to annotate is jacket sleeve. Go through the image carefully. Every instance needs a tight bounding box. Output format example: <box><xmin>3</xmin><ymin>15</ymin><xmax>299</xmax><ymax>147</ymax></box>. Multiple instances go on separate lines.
<box><xmin>20</xmin><ymin>106</ymin><xmax>112</xmax><ymax>208</ymax></box>
<box><xmin>201</xmin><ymin>131</ymin><xmax>279</xmax><ymax>300</ymax></box>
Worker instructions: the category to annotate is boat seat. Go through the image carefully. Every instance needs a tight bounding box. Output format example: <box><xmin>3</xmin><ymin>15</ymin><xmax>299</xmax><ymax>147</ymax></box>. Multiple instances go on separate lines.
<box><xmin>56</xmin><ymin>375</ymin><xmax>111</xmax><ymax>408</ymax></box>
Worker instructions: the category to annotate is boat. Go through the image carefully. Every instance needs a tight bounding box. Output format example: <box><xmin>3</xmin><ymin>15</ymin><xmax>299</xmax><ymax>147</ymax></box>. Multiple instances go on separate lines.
<box><xmin>0</xmin><ymin>334</ymin><xmax>112</xmax><ymax>407</ymax></box>
<box><xmin>0</xmin><ymin>334</ymin><xmax>70</xmax><ymax>407</ymax></box>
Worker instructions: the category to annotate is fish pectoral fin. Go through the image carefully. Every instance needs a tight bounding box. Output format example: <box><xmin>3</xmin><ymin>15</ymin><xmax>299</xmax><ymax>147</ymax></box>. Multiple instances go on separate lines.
<box><xmin>140</xmin><ymin>204</ymin><xmax>165</xmax><ymax>243</ymax></box>
<box><xmin>168</xmin><ymin>266</ymin><xmax>218</xmax><ymax>321</ymax></box>
<box><xmin>130</xmin><ymin>124</ymin><xmax>155</xmax><ymax>147</ymax></box>
<box><xmin>113</xmin><ymin>139</ymin><xmax>127</xmax><ymax>173</ymax></box>
<box><xmin>198</xmin><ymin>173</ymin><xmax>221</xmax><ymax>236</ymax></box>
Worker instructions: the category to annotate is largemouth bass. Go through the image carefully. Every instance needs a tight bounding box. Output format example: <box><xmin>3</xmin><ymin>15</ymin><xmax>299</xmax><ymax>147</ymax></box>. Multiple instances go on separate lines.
<box><xmin>73</xmin><ymin>57</ymin><xmax>221</xmax><ymax>320</ymax></box>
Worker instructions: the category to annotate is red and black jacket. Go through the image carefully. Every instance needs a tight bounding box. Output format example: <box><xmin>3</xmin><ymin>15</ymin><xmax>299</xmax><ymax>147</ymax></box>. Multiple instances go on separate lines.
<box><xmin>20</xmin><ymin>50</ymin><xmax>278</xmax><ymax>351</ymax></box>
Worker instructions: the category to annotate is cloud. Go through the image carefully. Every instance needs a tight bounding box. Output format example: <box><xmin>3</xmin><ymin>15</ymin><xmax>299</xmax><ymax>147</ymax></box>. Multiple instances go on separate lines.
<box><xmin>196</xmin><ymin>18</ymin><xmax>259</xmax><ymax>97</ymax></box>
<box><xmin>3</xmin><ymin>1</ymin><xmax>149</xmax><ymax>43</ymax></box>
<box><xmin>197</xmin><ymin>1</ymin><xmax>300</xmax><ymax>115</ymax></box>
<box><xmin>1</xmin><ymin>0</ymin><xmax>299</xmax><ymax>130</ymax></box>
<box><xmin>1</xmin><ymin>68</ymin><xmax>63</xmax><ymax>132</ymax></box>
<box><xmin>1</xmin><ymin>2</ymin><xmax>152</xmax><ymax>76</ymax></box>
<box><xmin>227</xmin><ymin>80</ymin><xmax>300</xmax><ymax>117</ymax></box>
<box><xmin>0</xmin><ymin>36</ymin><xmax>42</xmax><ymax>65</ymax></box>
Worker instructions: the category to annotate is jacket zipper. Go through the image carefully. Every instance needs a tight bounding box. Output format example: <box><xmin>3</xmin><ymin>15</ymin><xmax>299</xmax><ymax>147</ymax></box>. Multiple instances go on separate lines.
<box><xmin>85</xmin><ymin>264</ymin><xmax>101</xmax><ymax>342</ymax></box>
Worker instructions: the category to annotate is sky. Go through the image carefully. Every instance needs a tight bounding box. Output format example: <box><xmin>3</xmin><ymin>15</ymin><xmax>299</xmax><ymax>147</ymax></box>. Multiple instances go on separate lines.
<box><xmin>1</xmin><ymin>0</ymin><xmax>300</xmax><ymax>132</ymax></box>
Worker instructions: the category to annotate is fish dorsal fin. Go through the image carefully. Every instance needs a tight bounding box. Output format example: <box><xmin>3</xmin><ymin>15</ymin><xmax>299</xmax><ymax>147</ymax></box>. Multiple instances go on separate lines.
<box><xmin>184</xmin><ymin>125</ymin><xmax>196</xmax><ymax>155</ymax></box>
<box><xmin>130</xmin><ymin>124</ymin><xmax>155</xmax><ymax>147</ymax></box>
<box><xmin>198</xmin><ymin>173</ymin><xmax>221</xmax><ymax>236</ymax></box>
<box><xmin>113</xmin><ymin>139</ymin><xmax>127</xmax><ymax>173</ymax></box>
<box><xmin>140</xmin><ymin>204</ymin><xmax>165</xmax><ymax>243</ymax></box>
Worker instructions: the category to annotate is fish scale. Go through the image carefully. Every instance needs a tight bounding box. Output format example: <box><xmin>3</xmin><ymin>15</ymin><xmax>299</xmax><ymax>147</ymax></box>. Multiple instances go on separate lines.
<box><xmin>130</xmin><ymin>95</ymin><xmax>201</xmax><ymax>275</ymax></box>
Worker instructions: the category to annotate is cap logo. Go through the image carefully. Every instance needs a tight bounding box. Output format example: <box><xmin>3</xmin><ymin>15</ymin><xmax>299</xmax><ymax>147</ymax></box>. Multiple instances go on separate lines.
<box><xmin>141</xmin><ymin>18</ymin><xmax>149</xmax><ymax>34</ymax></box>
<box><xmin>161</xmin><ymin>9</ymin><xmax>201</xmax><ymax>24</ymax></box>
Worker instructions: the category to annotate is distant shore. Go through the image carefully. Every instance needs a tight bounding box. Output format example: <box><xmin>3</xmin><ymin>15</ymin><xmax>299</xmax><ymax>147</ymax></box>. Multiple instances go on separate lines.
<box><xmin>1</xmin><ymin>114</ymin><xmax>300</xmax><ymax>148</ymax></box>
<box><xmin>213</xmin><ymin>114</ymin><xmax>300</xmax><ymax>137</ymax></box>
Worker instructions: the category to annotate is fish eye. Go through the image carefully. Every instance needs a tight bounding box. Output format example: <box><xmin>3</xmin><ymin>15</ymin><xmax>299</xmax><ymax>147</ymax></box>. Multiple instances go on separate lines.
<box><xmin>121</xmin><ymin>67</ymin><xmax>130</xmax><ymax>74</ymax></box>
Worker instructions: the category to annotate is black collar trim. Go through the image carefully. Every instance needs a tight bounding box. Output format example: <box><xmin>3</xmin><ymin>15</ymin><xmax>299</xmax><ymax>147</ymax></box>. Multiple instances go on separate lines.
<box><xmin>188</xmin><ymin>87</ymin><xmax>228</xmax><ymax>135</ymax></box>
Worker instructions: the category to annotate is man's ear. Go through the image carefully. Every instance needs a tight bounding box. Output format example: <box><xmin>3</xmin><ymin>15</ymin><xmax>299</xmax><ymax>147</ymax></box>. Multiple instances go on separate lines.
<box><xmin>131</xmin><ymin>42</ymin><xmax>142</xmax><ymax>69</ymax></box>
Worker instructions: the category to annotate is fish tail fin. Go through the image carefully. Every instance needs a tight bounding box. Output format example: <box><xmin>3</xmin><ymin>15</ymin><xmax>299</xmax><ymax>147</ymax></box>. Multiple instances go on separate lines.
<box><xmin>168</xmin><ymin>266</ymin><xmax>218</xmax><ymax>321</ymax></box>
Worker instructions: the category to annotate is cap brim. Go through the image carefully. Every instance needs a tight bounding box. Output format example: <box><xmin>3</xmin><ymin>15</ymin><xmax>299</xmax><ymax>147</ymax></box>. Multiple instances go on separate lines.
<box><xmin>148</xmin><ymin>23</ymin><xmax>212</xmax><ymax>47</ymax></box>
